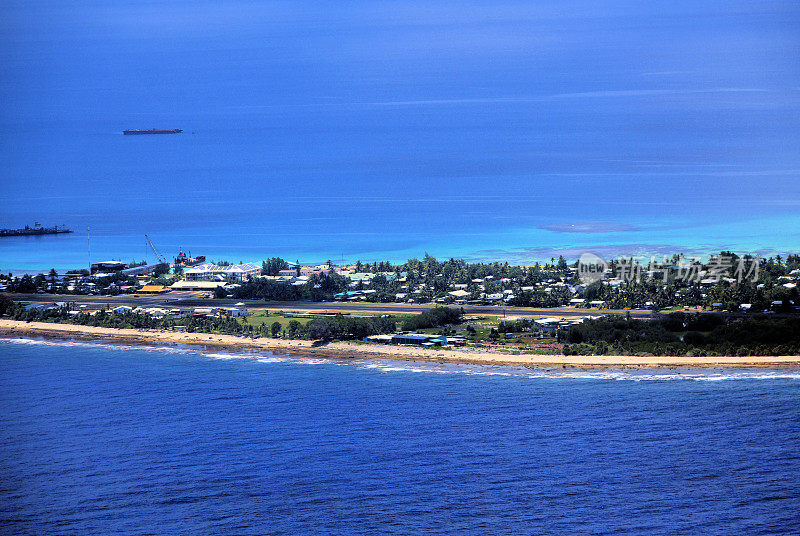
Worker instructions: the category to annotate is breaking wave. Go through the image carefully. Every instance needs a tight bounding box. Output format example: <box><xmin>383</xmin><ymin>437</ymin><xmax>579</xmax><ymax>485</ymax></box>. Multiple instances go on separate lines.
<box><xmin>2</xmin><ymin>336</ymin><xmax>800</xmax><ymax>381</ymax></box>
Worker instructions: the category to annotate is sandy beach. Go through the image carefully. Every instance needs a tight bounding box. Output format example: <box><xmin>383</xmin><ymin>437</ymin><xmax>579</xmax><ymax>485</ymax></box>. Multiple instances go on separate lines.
<box><xmin>2</xmin><ymin>319</ymin><xmax>800</xmax><ymax>368</ymax></box>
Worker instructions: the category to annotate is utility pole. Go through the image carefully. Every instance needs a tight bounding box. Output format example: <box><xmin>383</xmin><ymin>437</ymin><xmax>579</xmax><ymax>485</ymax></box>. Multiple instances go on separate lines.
<box><xmin>87</xmin><ymin>227</ymin><xmax>91</xmax><ymax>273</ymax></box>
<box><xmin>502</xmin><ymin>279</ymin><xmax>506</xmax><ymax>322</ymax></box>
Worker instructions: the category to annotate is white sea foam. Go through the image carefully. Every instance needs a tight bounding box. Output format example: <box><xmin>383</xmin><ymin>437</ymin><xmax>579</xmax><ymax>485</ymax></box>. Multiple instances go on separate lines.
<box><xmin>204</xmin><ymin>352</ymin><xmax>249</xmax><ymax>360</ymax></box>
<box><xmin>355</xmin><ymin>359</ymin><xmax>800</xmax><ymax>382</ymax></box>
<box><xmin>256</xmin><ymin>357</ymin><xmax>287</xmax><ymax>363</ymax></box>
<box><xmin>294</xmin><ymin>358</ymin><xmax>334</xmax><ymax>365</ymax></box>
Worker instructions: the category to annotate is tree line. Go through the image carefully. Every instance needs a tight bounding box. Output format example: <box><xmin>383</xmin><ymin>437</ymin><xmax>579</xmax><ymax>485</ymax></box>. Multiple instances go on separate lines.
<box><xmin>558</xmin><ymin>312</ymin><xmax>800</xmax><ymax>356</ymax></box>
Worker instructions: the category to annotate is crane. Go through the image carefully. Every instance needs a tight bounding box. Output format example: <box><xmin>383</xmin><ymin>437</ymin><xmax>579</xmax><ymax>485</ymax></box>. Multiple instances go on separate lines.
<box><xmin>145</xmin><ymin>234</ymin><xmax>167</xmax><ymax>264</ymax></box>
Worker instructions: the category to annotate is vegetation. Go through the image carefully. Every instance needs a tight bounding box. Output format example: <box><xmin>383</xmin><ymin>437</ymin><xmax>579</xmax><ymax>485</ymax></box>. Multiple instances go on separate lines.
<box><xmin>401</xmin><ymin>306</ymin><xmax>463</xmax><ymax>331</ymax></box>
<box><xmin>558</xmin><ymin>313</ymin><xmax>800</xmax><ymax>356</ymax></box>
<box><xmin>261</xmin><ymin>257</ymin><xmax>290</xmax><ymax>276</ymax></box>
<box><xmin>306</xmin><ymin>316</ymin><xmax>396</xmax><ymax>341</ymax></box>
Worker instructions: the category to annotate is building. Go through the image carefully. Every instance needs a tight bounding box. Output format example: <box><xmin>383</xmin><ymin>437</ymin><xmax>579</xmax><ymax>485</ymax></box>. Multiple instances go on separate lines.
<box><xmin>138</xmin><ymin>285</ymin><xmax>169</xmax><ymax>294</ymax></box>
<box><xmin>364</xmin><ymin>334</ymin><xmax>395</xmax><ymax>343</ymax></box>
<box><xmin>170</xmin><ymin>280</ymin><xmax>227</xmax><ymax>292</ymax></box>
<box><xmin>534</xmin><ymin>317</ymin><xmax>561</xmax><ymax>333</ymax></box>
<box><xmin>90</xmin><ymin>260</ymin><xmax>126</xmax><ymax>274</ymax></box>
<box><xmin>120</xmin><ymin>264</ymin><xmax>161</xmax><ymax>276</ymax></box>
<box><xmin>184</xmin><ymin>263</ymin><xmax>260</xmax><ymax>282</ymax></box>
<box><xmin>391</xmin><ymin>333</ymin><xmax>440</xmax><ymax>345</ymax></box>
<box><xmin>226</xmin><ymin>302</ymin><xmax>248</xmax><ymax>317</ymax></box>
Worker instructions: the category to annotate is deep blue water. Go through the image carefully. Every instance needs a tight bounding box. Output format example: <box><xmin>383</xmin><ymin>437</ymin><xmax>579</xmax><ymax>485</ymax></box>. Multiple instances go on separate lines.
<box><xmin>2</xmin><ymin>1</ymin><xmax>800</xmax><ymax>271</ymax></box>
<box><xmin>1</xmin><ymin>338</ymin><xmax>799</xmax><ymax>535</ymax></box>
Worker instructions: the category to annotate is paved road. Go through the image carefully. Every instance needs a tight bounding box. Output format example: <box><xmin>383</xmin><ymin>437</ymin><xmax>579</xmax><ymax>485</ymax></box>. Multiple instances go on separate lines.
<box><xmin>7</xmin><ymin>292</ymin><xmax>657</xmax><ymax>318</ymax></box>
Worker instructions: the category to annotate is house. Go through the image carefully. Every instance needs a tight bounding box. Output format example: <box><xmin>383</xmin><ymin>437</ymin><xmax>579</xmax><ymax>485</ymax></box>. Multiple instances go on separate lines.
<box><xmin>348</xmin><ymin>272</ymin><xmax>376</xmax><ymax>284</ymax></box>
<box><xmin>226</xmin><ymin>302</ymin><xmax>248</xmax><ymax>317</ymax></box>
<box><xmin>588</xmin><ymin>300</ymin><xmax>605</xmax><ymax>308</ymax></box>
<box><xmin>113</xmin><ymin>306</ymin><xmax>133</xmax><ymax>314</ymax></box>
<box><xmin>534</xmin><ymin>317</ymin><xmax>561</xmax><ymax>333</ymax></box>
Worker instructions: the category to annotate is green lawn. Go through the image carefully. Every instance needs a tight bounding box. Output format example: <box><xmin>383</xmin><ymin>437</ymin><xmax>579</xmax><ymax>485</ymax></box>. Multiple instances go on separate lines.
<box><xmin>242</xmin><ymin>310</ymin><xmax>390</xmax><ymax>329</ymax></box>
<box><xmin>241</xmin><ymin>310</ymin><xmax>315</xmax><ymax>329</ymax></box>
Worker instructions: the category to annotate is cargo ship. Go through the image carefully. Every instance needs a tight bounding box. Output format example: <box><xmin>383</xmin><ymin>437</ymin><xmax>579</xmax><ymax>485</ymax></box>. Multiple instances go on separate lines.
<box><xmin>0</xmin><ymin>223</ymin><xmax>72</xmax><ymax>237</ymax></box>
<box><xmin>175</xmin><ymin>249</ymin><xmax>205</xmax><ymax>266</ymax></box>
<box><xmin>123</xmin><ymin>128</ymin><xmax>182</xmax><ymax>135</ymax></box>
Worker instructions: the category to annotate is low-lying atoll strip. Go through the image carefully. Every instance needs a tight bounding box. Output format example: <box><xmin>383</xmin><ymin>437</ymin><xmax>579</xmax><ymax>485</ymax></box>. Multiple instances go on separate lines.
<box><xmin>2</xmin><ymin>320</ymin><xmax>799</xmax><ymax>368</ymax></box>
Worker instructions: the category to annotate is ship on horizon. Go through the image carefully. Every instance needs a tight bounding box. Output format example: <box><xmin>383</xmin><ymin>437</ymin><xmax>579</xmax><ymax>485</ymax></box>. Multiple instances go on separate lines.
<box><xmin>0</xmin><ymin>223</ymin><xmax>72</xmax><ymax>237</ymax></box>
<box><xmin>123</xmin><ymin>128</ymin><xmax>182</xmax><ymax>135</ymax></box>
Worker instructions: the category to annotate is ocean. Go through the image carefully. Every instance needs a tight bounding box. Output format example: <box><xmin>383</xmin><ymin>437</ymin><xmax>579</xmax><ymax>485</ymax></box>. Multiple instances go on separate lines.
<box><xmin>2</xmin><ymin>1</ymin><xmax>800</xmax><ymax>271</ymax></box>
<box><xmin>1</xmin><ymin>338</ymin><xmax>799</xmax><ymax>535</ymax></box>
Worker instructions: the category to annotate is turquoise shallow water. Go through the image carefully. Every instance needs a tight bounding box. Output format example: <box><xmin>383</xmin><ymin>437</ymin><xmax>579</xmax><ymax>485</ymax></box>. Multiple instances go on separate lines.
<box><xmin>2</xmin><ymin>1</ymin><xmax>800</xmax><ymax>271</ymax></box>
<box><xmin>1</xmin><ymin>337</ymin><xmax>800</xmax><ymax>535</ymax></box>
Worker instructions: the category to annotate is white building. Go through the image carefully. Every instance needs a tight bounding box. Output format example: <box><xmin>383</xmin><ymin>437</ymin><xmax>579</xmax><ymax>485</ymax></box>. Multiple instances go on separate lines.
<box><xmin>170</xmin><ymin>280</ymin><xmax>227</xmax><ymax>291</ymax></box>
<box><xmin>534</xmin><ymin>317</ymin><xmax>561</xmax><ymax>332</ymax></box>
<box><xmin>184</xmin><ymin>263</ymin><xmax>260</xmax><ymax>282</ymax></box>
<box><xmin>226</xmin><ymin>302</ymin><xmax>248</xmax><ymax>317</ymax></box>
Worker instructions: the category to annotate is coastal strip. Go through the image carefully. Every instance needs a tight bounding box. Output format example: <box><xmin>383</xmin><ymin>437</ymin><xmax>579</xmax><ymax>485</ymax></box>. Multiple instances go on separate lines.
<box><xmin>2</xmin><ymin>320</ymin><xmax>800</xmax><ymax>368</ymax></box>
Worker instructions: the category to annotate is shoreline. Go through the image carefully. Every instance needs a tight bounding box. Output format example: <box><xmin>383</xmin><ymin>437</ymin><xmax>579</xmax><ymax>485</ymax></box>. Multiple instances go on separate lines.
<box><xmin>2</xmin><ymin>319</ymin><xmax>800</xmax><ymax>368</ymax></box>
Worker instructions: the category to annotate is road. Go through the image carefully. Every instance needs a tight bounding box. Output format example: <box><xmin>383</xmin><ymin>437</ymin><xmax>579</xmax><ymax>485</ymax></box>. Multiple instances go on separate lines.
<box><xmin>7</xmin><ymin>292</ymin><xmax>658</xmax><ymax>319</ymax></box>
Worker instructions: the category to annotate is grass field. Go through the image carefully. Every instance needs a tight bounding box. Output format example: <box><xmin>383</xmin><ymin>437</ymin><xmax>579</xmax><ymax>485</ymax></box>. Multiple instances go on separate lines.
<box><xmin>241</xmin><ymin>310</ymin><xmax>315</xmax><ymax>329</ymax></box>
